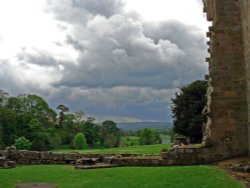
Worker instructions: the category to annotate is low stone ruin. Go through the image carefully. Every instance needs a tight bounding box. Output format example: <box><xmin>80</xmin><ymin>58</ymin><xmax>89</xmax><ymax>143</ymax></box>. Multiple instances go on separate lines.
<box><xmin>75</xmin><ymin>157</ymin><xmax>118</xmax><ymax>169</ymax></box>
<box><xmin>0</xmin><ymin>149</ymin><xmax>16</xmax><ymax>169</ymax></box>
<box><xmin>2</xmin><ymin>147</ymin><xmax>167</xmax><ymax>169</ymax></box>
<box><xmin>0</xmin><ymin>144</ymin><xmax>244</xmax><ymax>170</ymax></box>
<box><xmin>0</xmin><ymin>157</ymin><xmax>16</xmax><ymax>169</ymax></box>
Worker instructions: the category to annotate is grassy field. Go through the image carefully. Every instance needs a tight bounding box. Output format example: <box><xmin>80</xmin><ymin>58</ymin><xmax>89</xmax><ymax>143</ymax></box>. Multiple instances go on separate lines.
<box><xmin>54</xmin><ymin>143</ymin><xmax>171</xmax><ymax>154</ymax></box>
<box><xmin>0</xmin><ymin>165</ymin><xmax>243</xmax><ymax>188</ymax></box>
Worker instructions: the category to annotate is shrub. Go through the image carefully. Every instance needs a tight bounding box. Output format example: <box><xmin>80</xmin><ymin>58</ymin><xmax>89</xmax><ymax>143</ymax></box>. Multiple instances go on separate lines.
<box><xmin>73</xmin><ymin>133</ymin><xmax>87</xmax><ymax>149</ymax></box>
<box><xmin>139</xmin><ymin>128</ymin><xmax>162</xmax><ymax>145</ymax></box>
<box><xmin>14</xmin><ymin>136</ymin><xmax>32</xmax><ymax>150</ymax></box>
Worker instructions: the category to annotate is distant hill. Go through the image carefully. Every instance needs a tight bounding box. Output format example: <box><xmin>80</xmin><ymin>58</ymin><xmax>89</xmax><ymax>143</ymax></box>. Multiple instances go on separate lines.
<box><xmin>117</xmin><ymin>122</ymin><xmax>173</xmax><ymax>131</ymax></box>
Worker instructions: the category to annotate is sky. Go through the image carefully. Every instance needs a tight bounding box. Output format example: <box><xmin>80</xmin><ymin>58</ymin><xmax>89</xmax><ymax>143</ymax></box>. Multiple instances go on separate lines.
<box><xmin>0</xmin><ymin>0</ymin><xmax>209</xmax><ymax>123</ymax></box>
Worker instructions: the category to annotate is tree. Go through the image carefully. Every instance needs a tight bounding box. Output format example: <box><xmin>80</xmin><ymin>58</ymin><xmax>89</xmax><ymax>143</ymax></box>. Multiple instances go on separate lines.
<box><xmin>139</xmin><ymin>128</ymin><xmax>162</xmax><ymax>145</ymax></box>
<box><xmin>73</xmin><ymin>133</ymin><xmax>87</xmax><ymax>149</ymax></box>
<box><xmin>6</xmin><ymin>94</ymin><xmax>57</xmax><ymax>127</ymax></box>
<box><xmin>83</xmin><ymin>121</ymin><xmax>100</xmax><ymax>147</ymax></box>
<box><xmin>59</xmin><ymin>113</ymin><xmax>82</xmax><ymax>145</ymax></box>
<box><xmin>74</xmin><ymin>111</ymin><xmax>85</xmax><ymax>124</ymax></box>
<box><xmin>100</xmin><ymin>120</ymin><xmax>121</xmax><ymax>148</ymax></box>
<box><xmin>26</xmin><ymin>118</ymin><xmax>50</xmax><ymax>150</ymax></box>
<box><xmin>14</xmin><ymin>136</ymin><xmax>32</xmax><ymax>150</ymax></box>
<box><xmin>0</xmin><ymin>106</ymin><xmax>17</xmax><ymax>149</ymax></box>
<box><xmin>56</xmin><ymin>104</ymin><xmax>69</xmax><ymax>128</ymax></box>
<box><xmin>171</xmin><ymin>80</ymin><xmax>207</xmax><ymax>143</ymax></box>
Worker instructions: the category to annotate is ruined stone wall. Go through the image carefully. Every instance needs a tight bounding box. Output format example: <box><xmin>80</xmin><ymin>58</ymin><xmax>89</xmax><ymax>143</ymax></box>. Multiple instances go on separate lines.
<box><xmin>203</xmin><ymin>0</ymin><xmax>249</xmax><ymax>157</ymax></box>
<box><xmin>240</xmin><ymin>0</ymin><xmax>250</xmax><ymax>155</ymax></box>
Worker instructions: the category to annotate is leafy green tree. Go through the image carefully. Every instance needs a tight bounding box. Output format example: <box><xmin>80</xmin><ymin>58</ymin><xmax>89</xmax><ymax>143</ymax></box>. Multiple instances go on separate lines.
<box><xmin>47</xmin><ymin>128</ymin><xmax>62</xmax><ymax>149</ymax></box>
<box><xmin>4</xmin><ymin>94</ymin><xmax>59</xmax><ymax>150</ymax></box>
<box><xmin>59</xmin><ymin>113</ymin><xmax>83</xmax><ymax>146</ymax></box>
<box><xmin>56</xmin><ymin>104</ymin><xmax>69</xmax><ymax>128</ymax></box>
<box><xmin>139</xmin><ymin>128</ymin><xmax>162</xmax><ymax>145</ymax></box>
<box><xmin>6</xmin><ymin>94</ymin><xmax>57</xmax><ymax>127</ymax></box>
<box><xmin>171</xmin><ymin>80</ymin><xmax>207</xmax><ymax>143</ymax></box>
<box><xmin>0</xmin><ymin>106</ymin><xmax>17</xmax><ymax>149</ymax></box>
<box><xmin>14</xmin><ymin>136</ymin><xmax>32</xmax><ymax>150</ymax></box>
<box><xmin>27</xmin><ymin>118</ymin><xmax>50</xmax><ymax>150</ymax></box>
<box><xmin>100</xmin><ymin>120</ymin><xmax>121</xmax><ymax>148</ymax></box>
<box><xmin>73</xmin><ymin>133</ymin><xmax>87</xmax><ymax>149</ymax></box>
<box><xmin>83</xmin><ymin>121</ymin><xmax>101</xmax><ymax>147</ymax></box>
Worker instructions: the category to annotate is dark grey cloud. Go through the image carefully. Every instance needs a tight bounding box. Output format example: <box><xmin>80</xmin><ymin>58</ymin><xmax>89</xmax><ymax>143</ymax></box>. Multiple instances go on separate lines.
<box><xmin>47</xmin><ymin>86</ymin><xmax>177</xmax><ymax>122</ymax></box>
<box><xmin>53</xmin><ymin>16</ymin><xmax>207</xmax><ymax>89</ymax></box>
<box><xmin>1</xmin><ymin>0</ymin><xmax>208</xmax><ymax>122</ymax></box>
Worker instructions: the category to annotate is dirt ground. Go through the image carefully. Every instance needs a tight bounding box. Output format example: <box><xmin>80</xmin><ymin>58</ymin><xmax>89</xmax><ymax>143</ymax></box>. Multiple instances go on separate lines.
<box><xmin>215</xmin><ymin>157</ymin><xmax>250</xmax><ymax>188</ymax></box>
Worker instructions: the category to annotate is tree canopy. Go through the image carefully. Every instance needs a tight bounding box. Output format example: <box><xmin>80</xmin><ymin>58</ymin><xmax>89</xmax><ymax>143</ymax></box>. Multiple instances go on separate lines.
<box><xmin>171</xmin><ymin>80</ymin><xmax>208</xmax><ymax>143</ymax></box>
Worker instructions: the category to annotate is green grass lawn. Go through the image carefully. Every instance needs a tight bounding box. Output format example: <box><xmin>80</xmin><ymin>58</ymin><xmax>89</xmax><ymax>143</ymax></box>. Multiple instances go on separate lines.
<box><xmin>54</xmin><ymin>143</ymin><xmax>171</xmax><ymax>154</ymax></box>
<box><xmin>0</xmin><ymin>165</ymin><xmax>243</xmax><ymax>188</ymax></box>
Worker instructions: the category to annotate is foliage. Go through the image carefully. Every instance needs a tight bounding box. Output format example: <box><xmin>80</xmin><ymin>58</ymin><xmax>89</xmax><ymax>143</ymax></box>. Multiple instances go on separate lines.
<box><xmin>14</xmin><ymin>136</ymin><xmax>32</xmax><ymax>150</ymax></box>
<box><xmin>100</xmin><ymin>120</ymin><xmax>121</xmax><ymax>148</ymax></box>
<box><xmin>6</xmin><ymin>94</ymin><xmax>57</xmax><ymax>125</ymax></box>
<box><xmin>56</xmin><ymin>104</ymin><xmax>69</xmax><ymax>128</ymax></box>
<box><xmin>83</xmin><ymin>121</ymin><xmax>101</xmax><ymax>147</ymax></box>
<box><xmin>122</xmin><ymin>136</ymin><xmax>139</xmax><ymax>146</ymax></box>
<box><xmin>73</xmin><ymin>133</ymin><xmax>87</xmax><ymax>149</ymax></box>
<box><xmin>26</xmin><ymin>118</ymin><xmax>51</xmax><ymax>151</ymax></box>
<box><xmin>0</xmin><ymin>165</ymin><xmax>243</xmax><ymax>188</ymax></box>
<box><xmin>0</xmin><ymin>105</ymin><xmax>17</xmax><ymax>149</ymax></box>
<box><xmin>59</xmin><ymin>113</ymin><xmax>83</xmax><ymax>145</ymax></box>
<box><xmin>171</xmin><ymin>80</ymin><xmax>208</xmax><ymax>143</ymax></box>
<box><xmin>139</xmin><ymin>128</ymin><xmax>162</xmax><ymax>145</ymax></box>
<box><xmin>1</xmin><ymin>90</ymin><xmax>162</xmax><ymax>151</ymax></box>
<box><xmin>166</xmin><ymin>128</ymin><xmax>175</xmax><ymax>143</ymax></box>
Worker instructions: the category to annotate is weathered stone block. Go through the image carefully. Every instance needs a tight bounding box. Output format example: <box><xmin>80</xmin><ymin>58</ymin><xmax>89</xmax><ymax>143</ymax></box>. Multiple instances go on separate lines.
<box><xmin>52</xmin><ymin>153</ymin><xmax>65</xmax><ymax>161</ymax></box>
<box><xmin>40</xmin><ymin>152</ymin><xmax>53</xmax><ymax>160</ymax></box>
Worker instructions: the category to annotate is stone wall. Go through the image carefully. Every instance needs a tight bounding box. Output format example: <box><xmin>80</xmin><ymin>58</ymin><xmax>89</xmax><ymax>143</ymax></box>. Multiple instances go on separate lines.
<box><xmin>3</xmin><ymin>148</ymin><xmax>161</xmax><ymax>166</ymax></box>
<box><xmin>202</xmin><ymin>0</ymin><xmax>249</xmax><ymax>158</ymax></box>
<box><xmin>240</xmin><ymin>0</ymin><xmax>250</xmax><ymax>155</ymax></box>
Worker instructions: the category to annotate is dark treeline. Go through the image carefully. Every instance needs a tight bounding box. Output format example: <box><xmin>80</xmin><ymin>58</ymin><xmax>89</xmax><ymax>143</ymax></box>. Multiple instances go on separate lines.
<box><xmin>0</xmin><ymin>90</ymin><xmax>121</xmax><ymax>151</ymax></box>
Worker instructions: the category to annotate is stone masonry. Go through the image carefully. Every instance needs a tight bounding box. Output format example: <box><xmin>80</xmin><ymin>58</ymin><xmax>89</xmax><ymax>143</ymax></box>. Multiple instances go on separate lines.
<box><xmin>241</xmin><ymin>0</ymin><xmax>250</xmax><ymax>155</ymax></box>
<box><xmin>202</xmin><ymin>0</ymin><xmax>250</xmax><ymax>158</ymax></box>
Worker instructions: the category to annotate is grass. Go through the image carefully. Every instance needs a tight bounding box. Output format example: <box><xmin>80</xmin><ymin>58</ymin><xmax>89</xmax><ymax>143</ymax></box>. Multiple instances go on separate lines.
<box><xmin>54</xmin><ymin>143</ymin><xmax>172</xmax><ymax>154</ymax></box>
<box><xmin>0</xmin><ymin>165</ymin><xmax>243</xmax><ymax>188</ymax></box>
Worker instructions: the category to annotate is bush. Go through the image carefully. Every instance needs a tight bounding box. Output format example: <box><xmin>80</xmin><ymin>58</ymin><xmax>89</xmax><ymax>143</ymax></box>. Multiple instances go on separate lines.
<box><xmin>139</xmin><ymin>128</ymin><xmax>162</xmax><ymax>145</ymax></box>
<box><xmin>14</xmin><ymin>136</ymin><xmax>32</xmax><ymax>150</ymax></box>
<box><xmin>73</xmin><ymin>133</ymin><xmax>87</xmax><ymax>149</ymax></box>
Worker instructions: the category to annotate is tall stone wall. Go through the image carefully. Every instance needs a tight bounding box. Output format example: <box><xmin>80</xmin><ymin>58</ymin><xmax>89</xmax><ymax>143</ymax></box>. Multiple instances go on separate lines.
<box><xmin>240</xmin><ymin>0</ymin><xmax>250</xmax><ymax>155</ymax></box>
<box><xmin>203</xmin><ymin>0</ymin><xmax>249</xmax><ymax>157</ymax></box>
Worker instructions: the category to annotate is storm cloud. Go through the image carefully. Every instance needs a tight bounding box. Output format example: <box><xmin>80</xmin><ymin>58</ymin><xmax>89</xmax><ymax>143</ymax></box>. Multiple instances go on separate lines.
<box><xmin>0</xmin><ymin>0</ymin><xmax>208</xmax><ymax>122</ymax></box>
